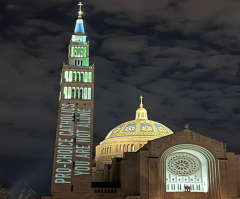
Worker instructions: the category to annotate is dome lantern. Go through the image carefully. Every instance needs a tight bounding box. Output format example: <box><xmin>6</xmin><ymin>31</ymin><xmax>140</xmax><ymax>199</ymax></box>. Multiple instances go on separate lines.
<box><xmin>135</xmin><ymin>95</ymin><xmax>148</xmax><ymax>120</ymax></box>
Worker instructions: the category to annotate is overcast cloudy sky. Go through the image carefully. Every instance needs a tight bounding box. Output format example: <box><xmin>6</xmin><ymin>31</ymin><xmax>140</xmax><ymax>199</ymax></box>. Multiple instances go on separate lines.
<box><xmin>0</xmin><ymin>0</ymin><xmax>240</xmax><ymax>196</ymax></box>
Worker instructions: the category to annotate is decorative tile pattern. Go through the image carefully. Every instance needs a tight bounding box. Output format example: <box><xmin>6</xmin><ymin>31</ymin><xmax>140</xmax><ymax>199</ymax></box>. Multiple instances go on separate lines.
<box><xmin>106</xmin><ymin>120</ymin><xmax>173</xmax><ymax>139</ymax></box>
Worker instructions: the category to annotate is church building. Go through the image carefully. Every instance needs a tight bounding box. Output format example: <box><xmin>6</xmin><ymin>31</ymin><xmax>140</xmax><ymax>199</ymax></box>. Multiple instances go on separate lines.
<box><xmin>42</xmin><ymin>3</ymin><xmax>240</xmax><ymax>199</ymax></box>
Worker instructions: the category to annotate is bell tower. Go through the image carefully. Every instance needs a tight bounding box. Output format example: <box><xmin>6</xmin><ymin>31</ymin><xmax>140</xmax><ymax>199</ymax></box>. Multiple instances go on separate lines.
<box><xmin>49</xmin><ymin>2</ymin><xmax>94</xmax><ymax>198</ymax></box>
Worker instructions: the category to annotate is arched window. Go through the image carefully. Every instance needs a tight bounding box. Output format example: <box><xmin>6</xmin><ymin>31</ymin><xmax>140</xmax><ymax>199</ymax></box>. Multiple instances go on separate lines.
<box><xmin>109</xmin><ymin>147</ymin><xmax>111</xmax><ymax>153</ymax></box>
<box><xmin>84</xmin><ymin>88</ymin><xmax>87</xmax><ymax>99</ymax></box>
<box><xmin>75</xmin><ymin>60</ymin><xmax>77</xmax><ymax>65</ymax></box>
<box><xmin>72</xmin><ymin>72</ymin><xmax>76</xmax><ymax>82</ymax></box>
<box><xmin>123</xmin><ymin>145</ymin><xmax>126</xmax><ymax>152</ymax></box>
<box><xmin>71</xmin><ymin>88</ymin><xmax>75</xmax><ymax>99</ymax></box>
<box><xmin>80</xmin><ymin>88</ymin><xmax>83</xmax><ymax>99</ymax></box>
<box><xmin>76</xmin><ymin>72</ymin><xmax>80</xmax><ymax>81</ymax></box>
<box><xmin>76</xmin><ymin>88</ymin><xmax>79</xmax><ymax>99</ymax></box>
<box><xmin>80</xmin><ymin>73</ymin><xmax>84</xmax><ymax>82</ymax></box>
<box><xmin>131</xmin><ymin>144</ymin><xmax>134</xmax><ymax>152</ymax></box>
<box><xmin>69</xmin><ymin>71</ymin><xmax>73</xmax><ymax>82</ymax></box>
<box><xmin>64</xmin><ymin>71</ymin><xmax>69</xmax><ymax>82</ymax></box>
<box><xmin>119</xmin><ymin>145</ymin><xmax>122</xmax><ymax>152</ymax></box>
<box><xmin>107</xmin><ymin>147</ymin><xmax>109</xmax><ymax>153</ymax></box>
<box><xmin>127</xmin><ymin>144</ymin><xmax>130</xmax><ymax>152</ymax></box>
<box><xmin>88</xmin><ymin>72</ymin><xmax>92</xmax><ymax>82</ymax></box>
<box><xmin>116</xmin><ymin>145</ymin><xmax>118</xmax><ymax>152</ymax></box>
<box><xmin>88</xmin><ymin>88</ymin><xmax>91</xmax><ymax>100</ymax></box>
<box><xmin>63</xmin><ymin>87</ymin><xmax>68</xmax><ymax>99</ymax></box>
<box><xmin>78</xmin><ymin>47</ymin><xmax>81</xmax><ymax>57</ymax></box>
<box><xmin>67</xmin><ymin>87</ymin><xmax>71</xmax><ymax>99</ymax></box>
<box><xmin>84</xmin><ymin>72</ymin><xmax>88</xmax><ymax>82</ymax></box>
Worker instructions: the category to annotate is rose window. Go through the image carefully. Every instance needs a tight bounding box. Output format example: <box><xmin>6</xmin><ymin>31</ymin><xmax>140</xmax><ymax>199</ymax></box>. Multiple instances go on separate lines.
<box><xmin>166</xmin><ymin>153</ymin><xmax>200</xmax><ymax>176</ymax></box>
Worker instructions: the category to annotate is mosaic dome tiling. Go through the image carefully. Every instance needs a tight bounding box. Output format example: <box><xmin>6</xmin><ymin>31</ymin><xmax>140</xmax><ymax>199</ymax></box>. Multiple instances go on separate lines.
<box><xmin>105</xmin><ymin>120</ymin><xmax>173</xmax><ymax>139</ymax></box>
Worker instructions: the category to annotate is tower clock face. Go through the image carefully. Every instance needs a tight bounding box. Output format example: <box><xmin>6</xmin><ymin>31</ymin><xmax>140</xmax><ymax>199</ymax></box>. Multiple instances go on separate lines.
<box><xmin>166</xmin><ymin>153</ymin><xmax>200</xmax><ymax>176</ymax></box>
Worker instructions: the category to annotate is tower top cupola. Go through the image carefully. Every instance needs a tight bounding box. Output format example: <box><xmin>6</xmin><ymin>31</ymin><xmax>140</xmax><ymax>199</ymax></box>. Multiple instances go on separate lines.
<box><xmin>74</xmin><ymin>2</ymin><xmax>85</xmax><ymax>35</ymax></box>
<box><xmin>135</xmin><ymin>95</ymin><xmax>148</xmax><ymax>120</ymax></box>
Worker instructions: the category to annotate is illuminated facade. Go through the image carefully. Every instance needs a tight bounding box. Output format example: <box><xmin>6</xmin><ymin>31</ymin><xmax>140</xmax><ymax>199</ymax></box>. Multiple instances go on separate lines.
<box><xmin>43</xmin><ymin>3</ymin><xmax>240</xmax><ymax>199</ymax></box>
<box><xmin>43</xmin><ymin>2</ymin><xmax>94</xmax><ymax>199</ymax></box>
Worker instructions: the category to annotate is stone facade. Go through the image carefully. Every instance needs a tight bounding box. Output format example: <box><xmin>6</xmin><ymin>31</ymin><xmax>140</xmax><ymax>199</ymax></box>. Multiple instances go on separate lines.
<box><xmin>44</xmin><ymin>127</ymin><xmax>240</xmax><ymax>199</ymax></box>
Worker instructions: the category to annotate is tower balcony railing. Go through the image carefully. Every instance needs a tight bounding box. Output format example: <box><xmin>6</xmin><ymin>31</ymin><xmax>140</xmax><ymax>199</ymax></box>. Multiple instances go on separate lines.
<box><xmin>70</xmin><ymin>41</ymin><xmax>89</xmax><ymax>45</ymax></box>
<box><xmin>63</xmin><ymin>64</ymin><xmax>94</xmax><ymax>70</ymax></box>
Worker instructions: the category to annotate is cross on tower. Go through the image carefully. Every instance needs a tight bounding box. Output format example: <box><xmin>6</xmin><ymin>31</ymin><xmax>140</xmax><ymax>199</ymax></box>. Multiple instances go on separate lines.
<box><xmin>140</xmin><ymin>95</ymin><xmax>143</xmax><ymax>108</ymax></box>
<box><xmin>78</xmin><ymin>2</ymin><xmax>83</xmax><ymax>19</ymax></box>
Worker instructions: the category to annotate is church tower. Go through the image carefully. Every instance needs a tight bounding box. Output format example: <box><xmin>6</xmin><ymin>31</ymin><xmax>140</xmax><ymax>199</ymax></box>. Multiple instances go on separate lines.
<box><xmin>50</xmin><ymin>2</ymin><xmax>94</xmax><ymax>197</ymax></box>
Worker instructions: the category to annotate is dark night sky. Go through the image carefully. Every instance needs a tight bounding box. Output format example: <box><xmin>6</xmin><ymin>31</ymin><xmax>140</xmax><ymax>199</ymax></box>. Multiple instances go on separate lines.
<box><xmin>0</xmin><ymin>0</ymin><xmax>240</xmax><ymax>197</ymax></box>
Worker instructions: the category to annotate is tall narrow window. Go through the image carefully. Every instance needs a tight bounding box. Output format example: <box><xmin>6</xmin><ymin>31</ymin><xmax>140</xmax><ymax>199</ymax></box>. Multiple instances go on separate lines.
<box><xmin>88</xmin><ymin>88</ymin><xmax>91</xmax><ymax>100</ymax></box>
<box><xmin>67</xmin><ymin>87</ymin><xmax>71</xmax><ymax>99</ymax></box>
<box><xmin>75</xmin><ymin>60</ymin><xmax>77</xmax><ymax>65</ymax></box>
<box><xmin>71</xmin><ymin>185</ymin><xmax>73</xmax><ymax>192</ymax></box>
<box><xmin>71</xmin><ymin>88</ymin><xmax>75</xmax><ymax>99</ymax></box>
<box><xmin>131</xmin><ymin>144</ymin><xmax>134</xmax><ymax>152</ymax></box>
<box><xmin>64</xmin><ymin>71</ymin><xmax>69</xmax><ymax>82</ymax></box>
<box><xmin>84</xmin><ymin>72</ymin><xmax>88</xmax><ymax>82</ymax></box>
<box><xmin>80</xmin><ymin>73</ymin><xmax>84</xmax><ymax>82</ymax></box>
<box><xmin>123</xmin><ymin>145</ymin><xmax>126</xmax><ymax>152</ymax></box>
<box><xmin>88</xmin><ymin>72</ymin><xmax>92</xmax><ymax>82</ymax></box>
<box><xmin>81</xmin><ymin>60</ymin><xmax>83</xmax><ymax>66</ymax></box>
<box><xmin>119</xmin><ymin>145</ymin><xmax>122</xmax><ymax>152</ymax></box>
<box><xmin>76</xmin><ymin>88</ymin><xmax>79</xmax><ymax>99</ymax></box>
<box><xmin>84</xmin><ymin>88</ymin><xmax>88</xmax><ymax>99</ymax></box>
<box><xmin>107</xmin><ymin>147</ymin><xmax>109</xmax><ymax>153</ymax></box>
<box><xmin>76</xmin><ymin>72</ymin><xmax>80</xmax><ymax>81</ymax></box>
<box><xmin>116</xmin><ymin>145</ymin><xmax>118</xmax><ymax>152</ymax></box>
<box><xmin>72</xmin><ymin>72</ymin><xmax>76</xmax><ymax>82</ymax></box>
<box><xmin>127</xmin><ymin>145</ymin><xmax>130</xmax><ymax>152</ymax></box>
<box><xmin>78</xmin><ymin>60</ymin><xmax>80</xmax><ymax>66</ymax></box>
<box><xmin>63</xmin><ymin>87</ymin><xmax>68</xmax><ymax>99</ymax></box>
<box><xmin>69</xmin><ymin>71</ymin><xmax>73</xmax><ymax>82</ymax></box>
<box><xmin>80</xmin><ymin>88</ymin><xmax>83</xmax><ymax>99</ymax></box>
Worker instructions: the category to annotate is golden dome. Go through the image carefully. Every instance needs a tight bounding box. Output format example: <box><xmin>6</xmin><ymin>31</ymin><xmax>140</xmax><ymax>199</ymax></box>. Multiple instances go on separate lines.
<box><xmin>105</xmin><ymin>96</ymin><xmax>173</xmax><ymax>139</ymax></box>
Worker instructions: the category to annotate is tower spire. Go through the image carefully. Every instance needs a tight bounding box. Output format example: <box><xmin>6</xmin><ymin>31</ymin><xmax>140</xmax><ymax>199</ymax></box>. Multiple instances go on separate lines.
<box><xmin>78</xmin><ymin>2</ymin><xmax>83</xmax><ymax>19</ymax></box>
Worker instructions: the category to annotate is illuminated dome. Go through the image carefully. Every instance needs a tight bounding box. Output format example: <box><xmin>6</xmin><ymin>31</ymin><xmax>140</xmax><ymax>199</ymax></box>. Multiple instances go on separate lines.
<box><xmin>105</xmin><ymin>95</ymin><xmax>173</xmax><ymax>139</ymax></box>
<box><xmin>106</xmin><ymin>120</ymin><xmax>173</xmax><ymax>139</ymax></box>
